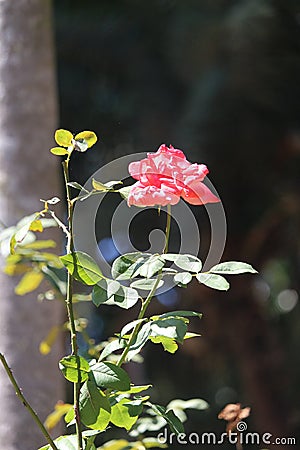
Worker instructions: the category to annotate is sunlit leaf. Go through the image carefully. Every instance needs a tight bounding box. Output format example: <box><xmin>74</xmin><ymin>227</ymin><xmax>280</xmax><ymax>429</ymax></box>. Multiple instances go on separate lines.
<box><xmin>138</xmin><ymin>255</ymin><xmax>165</xmax><ymax>279</ymax></box>
<box><xmin>99</xmin><ymin>338</ymin><xmax>127</xmax><ymax>362</ymax></box>
<box><xmin>60</xmin><ymin>251</ymin><xmax>103</xmax><ymax>285</ymax></box>
<box><xmin>50</xmin><ymin>147</ymin><xmax>69</xmax><ymax>156</ymax></box>
<box><xmin>55</xmin><ymin>129</ymin><xmax>73</xmax><ymax>147</ymax></box>
<box><xmin>147</xmin><ymin>403</ymin><xmax>184</xmax><ymax>435</ymax></box>
<box><xmin>209</xmin><ymin>261</ymin><xmax>258</xmax><ymax>275</ymax></box>
<box><xmin>120</xmin><ymin>319</ymin><xmax>146</xmax><ymax>338</ymax></box>
<box><xmin>110</xmin><ymin>398</ymin><xmax>142</xmax><ymax>430</ymax></box>
<box><xmin>159</xmin><ymin>310</ymin><xmax>202</xmax><ymax>319</ymax></box>
<box><xmin>67</xmin><ymin>181</ymin><xmax>87</xmax><ymax>191</ymax></box>
<box><xmin>196</xmin><ymin>273</ymin><xmax>230</xmax><ymax>291</ymax></box>
<box><xmin>173</xmin><ymin>272</ymin><xmax>192</xmax><ymax>286</ymax></box>
<box><xmin>162</xmin><ymin>254</ymin><xmax>202</xmax><ymax>272</ymax></box>
<box><xmin>75</xmin><ymin>131</ymin><xmax>97</xmax><ymax>148</ymax></box>
<box><xmin>130</xmin><ymin>278</ymin><xmax>164</xmax><ymax>291</ymax></box>
<box><xmin>118</xmin><ymin>186</ymin><xmax>132</xmax><ymax>201</ymax></box>
<box><xmin>91</xmin><ymin>361</ymin><xmax>130</xmax><ymax>391</ymax></box>
<box><xmin>79</xmin><ymin>380</ymin><xmax>111</xmax><ymax>430</ymax></box>
<box><xmin>149</xmin><ymin>336</ymin><xmax>178</xmax><ymax>353</ymax></box>
<box><xmin>92</xmin><ymin>280</ymin><xmax>139</xmax><ymax>309</ymax></box>
<box><xmin>111</xmin><ymin>252</ymin><xmax>151</xmax><ymax>280</ymax></box>
<box><xmin>167</xmin><ymin>398</ymin><xmax>209</xmax><ymax>412</ymax></box>
<box><xmin>22</xmin><ymin>239</ymin><xmax>56</xmax><ymax>250</ymax></box>
<box><xmin>29</xmin><ymin>219</ymin><xmax>43</xmax><ymax>232</ymax></box>
<box><xmin>127</xmin><ymin>322</ymin><xmax>152</xmax><ymax>361</ymax></box>
<box><xmin>59</xmin><ymin>355</ymin><xmax>90</xmax><ymax>382</ymax></box>
<box><xmin>150</xmin><ymin>317</ymin><xmax>187</xmax><ymax>343</ymax></box>
<box><xmin>92</xmin><ymin>179</ymin><xmax>108</xmax><ymax>192</ymax></box>
<box><xmin>15</xmin><ymin>271</ymin><xmax>44</xmax><ymax>295</ymax></box>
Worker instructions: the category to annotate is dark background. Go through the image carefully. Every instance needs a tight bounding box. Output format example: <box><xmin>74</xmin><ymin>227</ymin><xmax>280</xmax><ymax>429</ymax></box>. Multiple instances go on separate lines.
<box><xmin>53</xmin><ymin>0</ymin><xmax>300</xmax><ymax>448</ymax></box>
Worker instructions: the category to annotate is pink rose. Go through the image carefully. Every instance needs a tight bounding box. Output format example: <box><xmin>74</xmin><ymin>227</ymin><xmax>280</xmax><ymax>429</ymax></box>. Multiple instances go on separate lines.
<box><xmin>127</xmin><ymin>144</ymin><xmax>219</xmax><ymax>207</ymax></box>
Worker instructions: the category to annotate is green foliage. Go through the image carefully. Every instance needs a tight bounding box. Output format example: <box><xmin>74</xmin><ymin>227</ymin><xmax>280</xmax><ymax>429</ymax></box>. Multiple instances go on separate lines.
<box><xmin>109</xmin><ymin>397</ymin><xmax>142</xmax><ymax>430</ymax></box>
<box><xmin>50</xmin><ymin>147</ymin><xmax>69</xmax><ymax>156</ymax></box>
<box><xmin>162</xmin><ymin>253</ymin><xmax>202</xmax><ymax>272</ymax></box>
<box><xmin>0</xmin><ymin>128</ymin><xmax>258</xmax><ymax>450</ymax></box>
<box><xmin>79</xmin><ymin>380</ymin><xmax>111</xmax><ymax>430</ymax></box>
<box><xmin>59</xmin><ymin>355</ymin><xmax>90</xmax><ymax>383</ymax></box>
<box><xmin>60</xmin><ymin>251</ymin><xmax>103</xmax><ymax>285</ymax></box>
<box><xmin>92</xmin><ymin>280</ymin><xmax>139</xmax><ymax>309</ymax></box>
<box><xmin>209</xmin><ymin>261</ymin><xmax>258</xmax><ymax>274</ymax></box>
<box><xmin>196</xmin><ymin>273</ymin><xmax>230</xmax><ymax>291</ymax></box>
<box><xmin>90</xmin><ymin>361</ymin><xmax>131</xmax><ymax>391</ymax></box>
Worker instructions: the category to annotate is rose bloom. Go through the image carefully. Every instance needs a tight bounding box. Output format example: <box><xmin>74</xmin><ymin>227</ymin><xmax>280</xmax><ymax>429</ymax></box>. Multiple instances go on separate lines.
<box><xmin>127</xmin><ymin>144</ymin><xmax>220</xmax><ymax>207</ymax></box>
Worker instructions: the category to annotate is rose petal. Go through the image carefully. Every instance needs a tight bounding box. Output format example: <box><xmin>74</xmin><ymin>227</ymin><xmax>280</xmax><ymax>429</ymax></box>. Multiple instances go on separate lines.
<box><xmin>181</xmin><ymin>182</ymin><xmax>220</xmax><ymax>205</ymax></box>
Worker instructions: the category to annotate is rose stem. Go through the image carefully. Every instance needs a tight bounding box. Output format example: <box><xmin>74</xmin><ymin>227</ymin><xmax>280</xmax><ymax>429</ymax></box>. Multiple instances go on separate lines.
<box><xmin>116</xmin><ymin>205</ymin><xmax>172</xmax><ymax>367</ymax></box>
<box><xmin>62</xmin><ymin>155</ymin><xmax>83</xmax><ymax>450</ymax></box>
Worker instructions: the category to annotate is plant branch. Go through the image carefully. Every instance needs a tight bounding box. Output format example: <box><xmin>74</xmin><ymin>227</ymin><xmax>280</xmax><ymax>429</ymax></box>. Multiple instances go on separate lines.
<box><xmin>117</xmin><ymin>205</ymin><xmax>172</xmax><ymax>367</ymax></box>
<box><xmin>163</xmin><ymin>204</ymin><xmax>171</xmax><ymax>254</ymax></box>
<box><xmin>0</xmin><ymin>353</ymin><xmax>58</xmax><ymax>450</ymax></box>
<box><xmin>62</xmin><ymin>157</ymin><xmax>83</xmax><ymax>450</ymax></box>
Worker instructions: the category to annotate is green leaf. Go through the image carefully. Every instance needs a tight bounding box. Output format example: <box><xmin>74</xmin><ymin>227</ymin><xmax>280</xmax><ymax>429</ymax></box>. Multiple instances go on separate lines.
<box><xmin>22</xmin><ymin>239</ymin><xmax>56</xmax><ymax>250</ymax></box>
<box><xmin>127</xmin><ymin>322</ymin><xmax>152</xmax><ymax>361</ymax></box>
<box><xmin>209</xmin><ymin>261</ymin><xmax>258</xmax><ymax>275</ymax></box>
<box><xmin>159</xmin><ymin>310</ymin><xmax>202</xmax><ymax>319</ymax></box>
<box><xmin>41</xmin><ymin>266</ymin><xmax>67</xmax><ymax>296</ymax></box>
<box><xmin>92</xmin><ymin>280</ymin><xmax>139</xmax><ymax>309</ymax></box>
<box><xmin>75</xmin><ymin>131</ymin><xmax>97</xmax><ymax>148</ymax></box>
<box><xmin>91</xmin><ymin>361</ymin><xmax>130</xmax><ymax>391</ymax></box>
<box><xmin>150</xmin><ymin>318</ymin><xmax>187</xmax><ymax>343</ymax></box>
<box><xmin>15</xmin><ymin>271</ymin><xmax>44</xmax><ymax>295</ymax></box>
<box><xmin>59</xmin><ymin>355</ymin><xmax>90</xmax><ymax>382</ymax></box>
<box><xmin>130</xmin><ymin>278</ymin><xmax>164</xmax><ymax>291</ymax></box>
<box><xmin>50</xmin><ymin>146</ymin><xmax>69</xmax><ymax>156</ymax></box>
<box><xmin>110</xmin><ymin>398</ymin><xmax>141</xmax><ymax>430</ymax></box>
<box><xmin>173</xmin><ymin>272</ymin><xmax>192</xmax><ymax>286</ymax></box>
<box><xmin>65</xmin><ymin>406</ymin><xmax>75</xmax><ymax>424</ymax></box>
<box><xmin>147</xmin><ymin>403</ymin><xmax>184</xmax><ymax>435</ymax></box>
<box><xmin>138</xmin><ymin>255</ymin><xmax>165</xmax><ymax>278</ymax></box>
<box><xmin>142</xmin><ymin>437</ymin><xmax>168</xmax><ymax>448</ymax></box>
<box><xmin>55</xmin><ymin>129</ymin><xmax>73</xmax><ymax>147</ymax></box>
<box><xmin>167</xmin><ymin>398</ymin><xmax>209</xmax><ymax>412</ymax></box>
<box><xmin>79</xmin><ymin>380</ymin><xmax>111</xmax><ymax>430</ymax></box>
<box><xmin>111</xmin><ymin>252</ymin><xmax>151</xmax><ymax>280</ymax></box>
<box><xmin>92</xmin><ymin>179</ymin><xmax>108</xmax><ymax>192</ymax></box>
<box><xmin>118</xmin><ymin>186</ymin><xmax>132</xmax><ymax>201</ymax></box>
<box><xmin>196</xmin><ymin>273</ymin><xmax>230</xmax><ymax>291</ymax></box>
<box><xmin>99</xmin><ymin>339</ymin><xmax>127</xmax><ymax>361</ymax></box>
<box><xmin>67</xmin><ymin>181</ymin><xmax>87</xmax><ymax>191</ymax></box>
<box><xmin>10</xmin><ymin>213</ymin><xmax>40</xmax><ymax>253</ymax></box>
<box><xmin>120</xmin><ymin>319</ymin><xmax>146</xmax><ymax>338</ymax></box>
<box><xmin>60</xmin><ymin>251</ymin><xmax>103</xmax><ymax>285</ymax></box>
<box><xmin>149</xmin><ymin>336</ymin><xmax>178</xmax><ymax>353</ymax></box>
<box><xmin>122</xmin><ymin>384</ymin><xmax>152</xmax><ymax>394</ymax></box>
<box><xmin>162</xmin><ymin>254</ymin><xmax>202</xmax><ymax>272</ymax></box>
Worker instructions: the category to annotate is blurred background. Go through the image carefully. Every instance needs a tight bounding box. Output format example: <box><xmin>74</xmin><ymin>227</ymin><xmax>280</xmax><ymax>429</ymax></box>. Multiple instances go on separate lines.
<box><xmin>1</xmin><ymin>1</ymin><xmax>300</xmax><ymax>449</ymax></box>
<box><xmin>53</xmin><ymin>0</ymin><xmax>300</xmax><ymax>448</ymax></box>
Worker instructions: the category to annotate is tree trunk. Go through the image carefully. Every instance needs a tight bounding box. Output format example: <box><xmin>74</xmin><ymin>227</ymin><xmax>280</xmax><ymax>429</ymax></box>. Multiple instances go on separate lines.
<box><xmin>0</xmin><ymin>1</ymin><xmax>64</xmax><ymax>449</ymax></box>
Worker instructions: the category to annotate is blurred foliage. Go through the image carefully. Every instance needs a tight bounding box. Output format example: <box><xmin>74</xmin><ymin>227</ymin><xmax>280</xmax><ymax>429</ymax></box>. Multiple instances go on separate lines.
<box><xmin>53</xmin><ymin>0</ymin><xmax>300</xmax><ymax>447</ymax></box>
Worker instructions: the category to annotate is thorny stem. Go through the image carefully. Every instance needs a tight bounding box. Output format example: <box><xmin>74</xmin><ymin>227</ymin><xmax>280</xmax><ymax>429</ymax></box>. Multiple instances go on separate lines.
<box><xmin>117</xmin><ymin>205</ymin><xmax>172</xmax><ymax>367</ymax></box>
<box><xmin>0</xmin><ymin>353</ymin><xmax>58</xmax><ymax>450</ymax></box>
<box><xmin>163</xmin><ymin>204</ymin><xmax>171</xmax><ymax>254</ymax></box>
<box><xmin>62</xmin><ymin>156</ymin><xmax>83</xmax><ymax>450</ymax></box>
